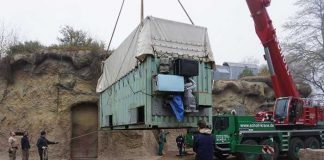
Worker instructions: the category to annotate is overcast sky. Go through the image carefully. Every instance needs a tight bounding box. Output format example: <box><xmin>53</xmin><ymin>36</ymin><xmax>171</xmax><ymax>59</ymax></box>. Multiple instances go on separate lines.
<box><xmin>0</xmin><ymin>0</ymin><xmax>297</xmax><ymax>65</ymax></box>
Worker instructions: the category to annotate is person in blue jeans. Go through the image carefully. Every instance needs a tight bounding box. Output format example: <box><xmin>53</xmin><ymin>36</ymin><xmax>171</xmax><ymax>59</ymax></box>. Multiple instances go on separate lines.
<box><xmin>36</xmin><ymin>131</ymin><xmax>59</xmax><ymax>160</ymax></box>
<box><xmin>193</xmin><ymin>120</ymin><xmax>215</xmax><ymax>160</ymax></box>
<box><xmin>21</xmin><ymin>131</ymin><xmax>30</xmax><ymax>160</ymax></box>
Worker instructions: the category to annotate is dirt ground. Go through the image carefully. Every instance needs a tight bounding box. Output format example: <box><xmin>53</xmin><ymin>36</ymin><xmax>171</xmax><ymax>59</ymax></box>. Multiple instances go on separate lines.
<box><xmin>0</xmin><ymin>151</ymin><xmax>287</xmax><ymax>160</ymax></box>
<box><xmin>0</xmin><ymin>151</ymin><xmax>210</xmax><ymax>160</ymax></box>
<box><xmin>126</xmin><ymin>151</ymin><xmax>236</xmax><ymax>160</ymax></box>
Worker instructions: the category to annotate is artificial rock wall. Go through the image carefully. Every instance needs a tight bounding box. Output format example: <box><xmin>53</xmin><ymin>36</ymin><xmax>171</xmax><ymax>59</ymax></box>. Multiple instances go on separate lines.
<box><xmin>0</xmin><ymin>51</ymin><xmax>312</xmax><ymax>159</ymax></box>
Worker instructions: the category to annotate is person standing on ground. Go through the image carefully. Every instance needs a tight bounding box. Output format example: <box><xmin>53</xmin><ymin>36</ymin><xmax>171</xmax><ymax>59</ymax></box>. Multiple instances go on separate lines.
<box><xmin>158</xmin><ymin>129</ymin><xmax>169</xmax><ymax>156</ymax></box>
<box><xmin>36</xmin><ymin>131</ymin><xmax>59</xmax><ymax>160</ymax></box>
<box><xmin>176</xmin><ymin>134</ymin><xmax>185</xmax><ymax>156</ymax></box>
<box><xmin>21</xmin><ymin>131</ymin><xmax>30</xmax><ymax>160</ymax></box>
<box><xmin>8</xmin><ymin>132</ymin><xmax>18</xmax><ymax>160</ymax></box>
<box><xmin>193</xmin><ymin>120</ymin><xmax>215</xmax><ymax>160</ymax></box>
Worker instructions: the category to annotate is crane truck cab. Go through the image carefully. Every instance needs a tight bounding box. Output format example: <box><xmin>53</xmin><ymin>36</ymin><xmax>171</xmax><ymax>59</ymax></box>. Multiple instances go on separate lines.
<box><xmin>274</xmin><ymin>97</ymin><xmax>303</xmax><ymax>126</ymax></box>
<box><xmin>272</xmin><ymin>97</ymin><xmax>324</xmax><ymax>127</ymax></box>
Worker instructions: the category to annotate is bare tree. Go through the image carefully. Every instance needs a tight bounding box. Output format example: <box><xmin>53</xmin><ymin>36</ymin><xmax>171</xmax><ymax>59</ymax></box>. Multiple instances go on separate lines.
<box><xmin>0</xmin><ymin>22</ymin><xmax>18</xmax><ymax>58</ymax></box>
<box><xmin>57</xmin><ymin>25</ymin><xmax>92</xmax><ymax>47</ymax></box>
<box><xmin>240</xmin><ymin>56</ymin><xmax>260</xmax><ymax>66</ymax></box>
<box><xmin>283</xmin><ymin>0</ymin><xmax>324</xmax><ymax>94</ymax></box>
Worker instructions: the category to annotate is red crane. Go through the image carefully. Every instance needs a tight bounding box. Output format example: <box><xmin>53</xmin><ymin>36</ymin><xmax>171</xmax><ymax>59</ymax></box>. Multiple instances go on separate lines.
<box><xmin>246</xmin><ymin>0</ymin><xmax>299</xmax><ymax>98</ymax></box>
<box><xmin>246</xmin><ymin>0</ymin><xmax>324</xmax><ymax>127</ymax></box>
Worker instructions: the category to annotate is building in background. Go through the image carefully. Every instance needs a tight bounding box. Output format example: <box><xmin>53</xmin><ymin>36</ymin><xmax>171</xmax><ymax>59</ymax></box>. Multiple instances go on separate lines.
<box><xmin>213</xmin><ymin>62</ymin><xmax>259</xmax><ymax>80</ymax></box>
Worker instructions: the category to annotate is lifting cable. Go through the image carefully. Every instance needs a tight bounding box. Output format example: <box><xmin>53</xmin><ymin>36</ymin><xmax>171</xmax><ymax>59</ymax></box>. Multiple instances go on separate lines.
<box><xmin>177</xmin><ymin>0</ymin><xmax>195</xmax><ymax>25</ymax></box>
<box><xmin>102</xmin><ymin>0</ymin><xmax>125</xmax><ymax>89</ymax></box>
<box><xmin>106</xmin><ymin>0</ymin><xmax>125</xmax><ymax>52</ymax></box>
<box><xmin>70</xmin><ymin>130</ymin><xmax>99</xmax><ymax>141</ymax></box>
<box><xmin>107</xmin><ymin>0</ymin><xmax>195</xmax><ymax>52</ymax></box>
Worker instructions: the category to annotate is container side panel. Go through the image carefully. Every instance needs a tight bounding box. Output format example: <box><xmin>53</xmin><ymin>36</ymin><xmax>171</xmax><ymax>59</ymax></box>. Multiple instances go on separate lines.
<box><xmin>99</xmin><ymin>59</ymin><xmax>149</xmax><ymax>127</ymax></box>
<box><xmin>193</xmin><ymin>62</ymin><xmax>212</xmax><ymax>106</ymax></box>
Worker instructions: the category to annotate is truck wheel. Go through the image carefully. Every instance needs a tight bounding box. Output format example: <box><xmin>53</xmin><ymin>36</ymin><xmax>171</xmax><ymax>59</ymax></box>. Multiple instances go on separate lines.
<box><xmin>260</xmin><ymin>139</ymin><xmax>279</xmax><ymax>160</ymax></box>
<box><xmin>305</xmin><ymin>137</ymin><xmax>320</xmax><ymax>149</ymax></box>
<box><xmin>237</xmin><ymin>139</ymin><xmax>259</xmax><ymax>160</ymax></box>
<box><xmin>288</xmin><ymin>137</ymin><xmax>304</xmax><ymax>160</ymax></box>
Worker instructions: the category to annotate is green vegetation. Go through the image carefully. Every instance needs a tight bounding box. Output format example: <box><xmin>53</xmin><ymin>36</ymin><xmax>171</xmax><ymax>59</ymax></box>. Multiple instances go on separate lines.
<box><xmin>55</xmin><ymin>25</ymin><xmax>105</xmax><ymax>53</ymax></box>
<box><xmin>8</xmin><ymin>41</ymin><xmax>44</xmax><ymax>55</ymax></box>
<box><xmin>258</xmin><ymin>64</ymin><xmax>270</xmax><ymax>76</ymax></box>
<box><xmin>1</xmin><ymin>25</ymin><xmax>106</xmax><ymax>56</ymax></box>
<box><xmin>239</xmin><ymin>67</ymin><xmax>255</xmax><ymax>78</ymax></box>
<box><xmin>0</xmin><ymin>25</ymin><xmax>108</xmax><ymax>84</ymax></box>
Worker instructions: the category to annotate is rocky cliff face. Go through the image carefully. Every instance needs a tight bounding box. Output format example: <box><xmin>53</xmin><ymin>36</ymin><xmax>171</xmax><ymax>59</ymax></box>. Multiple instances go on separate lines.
<box><xmin>0</xmin><ymin>50</ymin><xmax>99</xmax><ymax>159</ymax></box>
<box><xmin>0</xmin><ymin>51</ymin><xmax>312</xmax><ymax>159</ymax></box>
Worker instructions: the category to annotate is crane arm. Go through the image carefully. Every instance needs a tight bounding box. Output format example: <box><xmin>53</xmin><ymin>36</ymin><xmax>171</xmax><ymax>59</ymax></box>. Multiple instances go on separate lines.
<box><xmin>245</xmin><ymin>0</ymin><xmax>300</xmax><ymax>98</ymax></box>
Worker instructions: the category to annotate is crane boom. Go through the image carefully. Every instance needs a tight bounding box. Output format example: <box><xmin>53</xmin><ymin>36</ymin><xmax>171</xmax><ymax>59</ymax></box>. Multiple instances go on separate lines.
<box><xmin>245</xmin><ymin>0</ymin><xmax>299</xmax><ymax>98</ymax></box>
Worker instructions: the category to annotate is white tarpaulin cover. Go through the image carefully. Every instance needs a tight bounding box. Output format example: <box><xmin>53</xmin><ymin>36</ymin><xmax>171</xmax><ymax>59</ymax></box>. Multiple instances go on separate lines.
<box><xmin>96</xmin><ymin>16</ymin><xmax>214</xmax><ymax>92</ymax></box>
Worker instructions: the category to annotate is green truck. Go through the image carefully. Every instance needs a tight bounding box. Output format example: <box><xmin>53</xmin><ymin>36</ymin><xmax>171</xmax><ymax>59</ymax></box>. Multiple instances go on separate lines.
<box><xmin>186</xmin><ymin>114</ymin><xmax>324</xmax><ymax>160</ymax></box>
<box><xmin>184</xmin><ymin>1</ymin><xmax>322</xmax><ymax>159</ymax></box>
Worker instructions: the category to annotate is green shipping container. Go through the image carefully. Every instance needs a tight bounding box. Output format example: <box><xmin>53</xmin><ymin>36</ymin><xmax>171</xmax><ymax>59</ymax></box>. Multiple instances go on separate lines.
<box><xmin>97</xmin><ymin>17</ymin><xmax>214</xmax><ymax>129</ymax></box>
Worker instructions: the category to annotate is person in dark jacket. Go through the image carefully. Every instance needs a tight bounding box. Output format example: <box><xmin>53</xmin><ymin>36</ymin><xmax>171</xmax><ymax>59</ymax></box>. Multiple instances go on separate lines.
<box><xmin>36</xmin><ymin>131</ymin><xmax>58</xmax><ymax>160</ymax></box>
<box><xmin>176</xmin><ymin>134</ymin><xmax>185</xmax><ymax>156</ymax></box>
<box><xmin>193</xmin><ymin>120</ymin><xmax>215</xmax><ymax>160</ymax></box>
<box><xmin>21</xmin><ymin>131</ymin><xmax>31</xmax><ymax>160</ymax></box>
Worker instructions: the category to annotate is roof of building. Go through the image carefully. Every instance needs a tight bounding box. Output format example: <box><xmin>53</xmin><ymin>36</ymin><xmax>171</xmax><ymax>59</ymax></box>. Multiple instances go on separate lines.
<box><xmin>223</xmin><ymin>62</ymin><xmax>258</xmax><ymax>69</ymax></box>
<box><xmin>215</xmin><ymin>65</ymin><xmax>230</xmax><ymax>73</ymax></box>
<box><xmin>97</xmin><ymin>16</ymin><xmax>214</xmax><ymax>92</ymax></box>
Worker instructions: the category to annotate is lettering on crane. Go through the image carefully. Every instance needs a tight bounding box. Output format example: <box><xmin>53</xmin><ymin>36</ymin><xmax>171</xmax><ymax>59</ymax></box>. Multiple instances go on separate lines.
<box><xmin>276</xmin><ymin>38</ymin><xmax>291</xmax><ymax>76</ymax></box>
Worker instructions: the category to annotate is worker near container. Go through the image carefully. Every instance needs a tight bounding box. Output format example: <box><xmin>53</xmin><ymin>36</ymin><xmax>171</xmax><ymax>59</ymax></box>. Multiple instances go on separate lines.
<box><xmin>158</xmin><ymin>129</ymin><xmax>170</xmax><ymax>156</ymax></box>
<box><xmin>216</xmin><ymin>108</ymin><xmax>222</xmax><ymax>115</ymax></box>
<box><xmin>193</xmin><ymin>120</ymin><xmax>215</xmax><ymax>160</ymax></box>
<box><xmin>21</xmin><ymin>131</ymin><xmax>31</xmax><ymax>160</ymax></box>
<box><xmin>36</xmin><ymin>131</ymin><xmax>59</xmax><ymax>160</ymax></box>
<box><xmin>176</xmin><ymin>134</ymin><xmax>185</xmax><ymax>156</ymax></box>
<box><xmin>8</xmin><ymin>131</ymin><xmax>18</xmax><ymax>160</ymax></box>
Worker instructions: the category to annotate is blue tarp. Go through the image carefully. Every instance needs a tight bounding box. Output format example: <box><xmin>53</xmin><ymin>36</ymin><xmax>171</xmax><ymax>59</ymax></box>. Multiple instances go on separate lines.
<box><xmin>170</xmin><ymin>95</ymin><xmax>184</xmax><ymax>122</ymax></box>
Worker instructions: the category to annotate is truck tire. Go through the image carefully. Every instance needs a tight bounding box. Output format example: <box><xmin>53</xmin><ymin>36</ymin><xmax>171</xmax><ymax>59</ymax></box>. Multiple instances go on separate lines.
<box><xmin>305</xmin><ymin>137</ymin><xmax>320</xmax><ymax>149</ymax></box>
<box><xmin>260</xmin><ymin>139</ymin><xmax>279</xmax><ymax>160</ymax></box>
<box><xmin>288</xmin><ymin>137</ymin><xmax>304</xmax><ymax>160</ymax></box>
<box><xmin>237</xmin><ymin>139</ymin><xmax>259</xmax><ymax>160</ymax></box>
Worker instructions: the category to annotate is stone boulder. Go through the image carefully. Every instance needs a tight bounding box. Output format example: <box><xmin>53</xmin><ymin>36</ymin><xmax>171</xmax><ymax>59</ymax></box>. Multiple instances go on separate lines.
<box><xmin>213</xmin><ymin>79</ymin><xmax>274</xmax><ymax>114</ymax></box>
<box><xmin>299</xmin><ymin>149</ymin><xmax>324</xmax><ymax>160</ymax></box>
<box><xmin>241</xmin><ymin>76</ymin><xmax>312</xmax><ymax>97</ymax></box>
<box><xmin>213</xmin><ymin>76</ymin><xmax>313</xmax><ymax>114</ymax></box>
